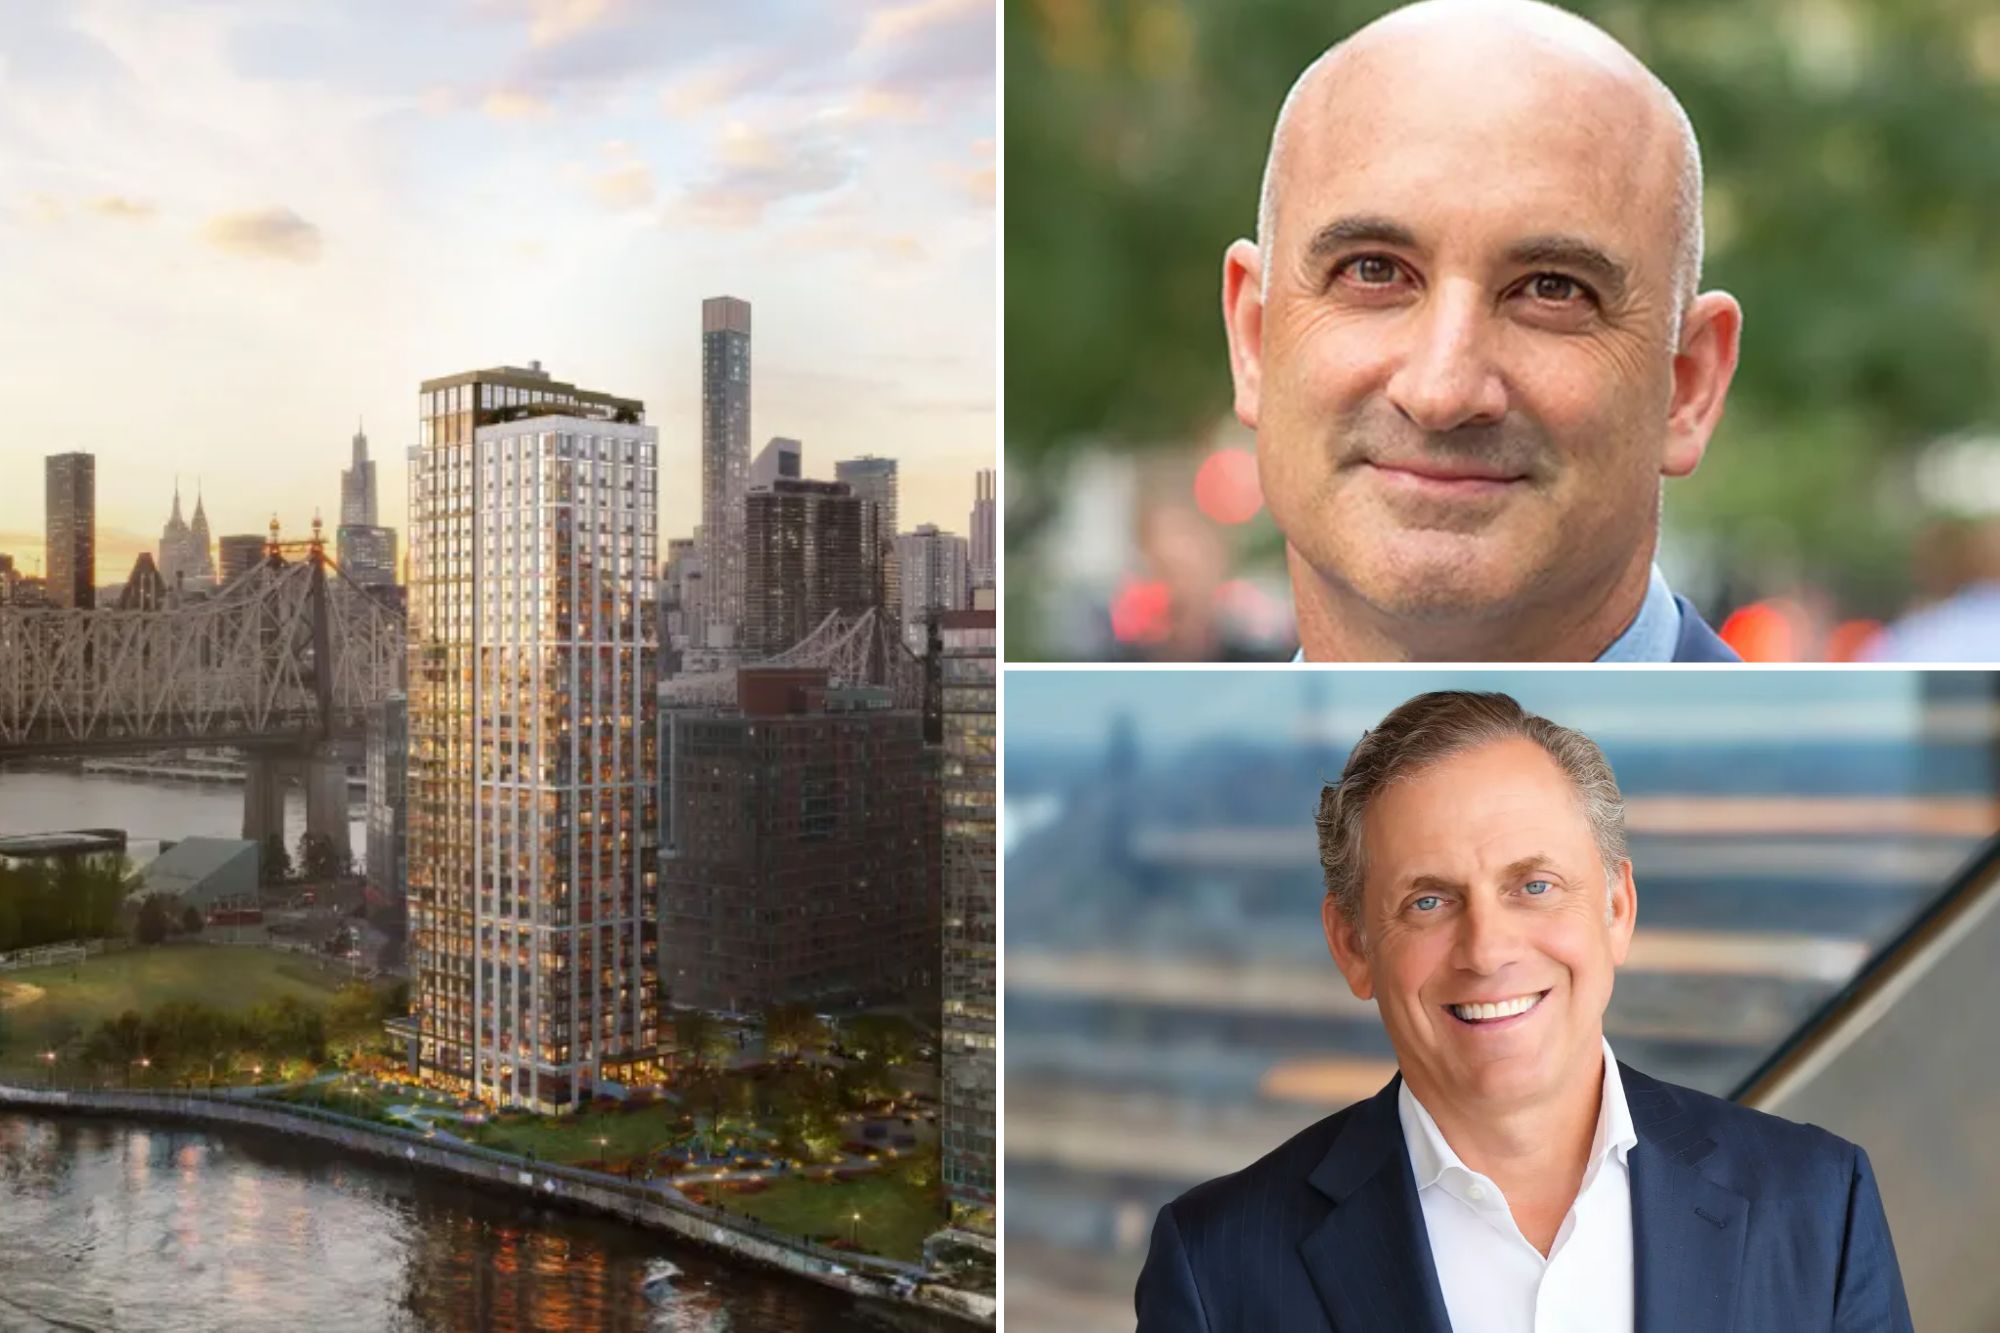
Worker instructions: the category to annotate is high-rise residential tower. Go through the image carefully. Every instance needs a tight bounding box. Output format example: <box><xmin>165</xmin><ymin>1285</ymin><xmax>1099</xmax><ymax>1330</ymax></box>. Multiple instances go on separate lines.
<box><xmin>898</xmin><ymin>524</ymin><xmax>971</xmax><ymax>652</ymax></box>
<box><xmin>743</xmin><ymin>478</ymin><xmax>877</xmax><ymax>657</ymax></box>
<box><xmin>342</xmin><ymin>422</ymin><xmax>379</xmax><ymax>527</ymax></box>
<box><xmin>940</xmin><ymin>607</ymin><xmax>997</xmax><ymax>1220</ymax></box>
<box><xmin>749</xmin><ymin>436</ymin><xmax>801</xmax><ymax>491</ymax></box>
<box><xmin>834</xmin><ymin>456</ymin><xmax>899</xmax><ymax>622</ymax></box>
<box><xmin>44</xmin><ymin>453</ymin><xmax>95</xmax><ymax>610</ymax></box>
<box><xmin>217</xmin><ymin>534</ymin><xmax>267</xmax><ymax>586</ymax></box>
<box><xmin>659</xmin><ymin>669</ymin><xmax>933</xmax><ymax>1012</ymax></box>
<box><xmin>970</xmin><ymin>468</ymin><xmax>995</xmax><ymax>591</ymax></box>
<box><xmin>700</xmin><ymin>296</ymin><xmax>752</xmax><ymax>648</ymax></box>
<box><xmin>406</xmin><ymin>362</ymin><xmax>658</xmax><ymax>1111</ymax></box>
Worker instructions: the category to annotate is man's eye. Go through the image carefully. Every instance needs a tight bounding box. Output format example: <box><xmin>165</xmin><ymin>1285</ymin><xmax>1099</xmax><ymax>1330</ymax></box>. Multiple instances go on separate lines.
<box><xmin>1413</xmin><ymin>895</ymin><xmax>1443</xmax><ymax>911</ymax></box>
<box><xmin>1526</xmin><ymin>273</ymin><xmax>1587</xmax><ymax>303</ymax></box>
<box><xmin>1340</xmin><ymin>255</ymin><xmax>1403</xmax><ymax>286</ymax></box>
<box><xmin>1523</xmin><ymin>880</ymin><xmax>1552</xmax><ymax>896</ymax></box>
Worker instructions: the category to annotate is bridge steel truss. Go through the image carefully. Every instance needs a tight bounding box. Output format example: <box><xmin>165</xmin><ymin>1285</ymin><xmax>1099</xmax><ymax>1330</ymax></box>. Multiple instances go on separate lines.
<box><xmin>660</xmin><ymin>606</ymin><xmax>925</xmax><ymax>710</ymax></box>
<box><xmin>0</xmin><ymin>554</ymin><xmax>404</xmax><ymax>758</ymax></box>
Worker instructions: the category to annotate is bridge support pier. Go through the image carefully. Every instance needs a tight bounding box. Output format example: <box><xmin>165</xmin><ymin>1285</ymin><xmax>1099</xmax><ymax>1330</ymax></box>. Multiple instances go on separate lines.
<box><xmin>242</xmin><ymin>753</ymin><xmax>288</xmax><ymax>854</ymax></box>
<box><xmin>240</xmin><ymin>748</ymin><xmax>353</xmax><ymax>873</ymax></box>
<box><xmin>304</xmin><ymin>752</ymin><xmax>351</xmax><ymax>868</ymax></box>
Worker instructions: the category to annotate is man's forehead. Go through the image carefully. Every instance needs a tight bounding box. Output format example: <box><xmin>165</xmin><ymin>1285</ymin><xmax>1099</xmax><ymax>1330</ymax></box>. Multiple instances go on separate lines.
<box><xmin>1269</xmin><ymin>4</ymin><xmax>1683</xmax><ymax>266</ymax></box>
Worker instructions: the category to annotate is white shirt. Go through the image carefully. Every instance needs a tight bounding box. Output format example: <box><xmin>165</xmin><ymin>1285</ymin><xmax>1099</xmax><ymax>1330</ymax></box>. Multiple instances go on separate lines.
<box><xmin>1397</xmin><ymin>1039</ymin><xmax>1637</xmax><ymax>1333</ymax></box>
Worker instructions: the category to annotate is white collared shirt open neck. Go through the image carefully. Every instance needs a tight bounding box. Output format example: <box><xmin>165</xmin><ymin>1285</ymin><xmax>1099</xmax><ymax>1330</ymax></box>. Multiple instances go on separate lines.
<box><xmin>1396</xmin><ymin>1038</ymin><xmax>1637</xmax><ymax>1333</ymax></box>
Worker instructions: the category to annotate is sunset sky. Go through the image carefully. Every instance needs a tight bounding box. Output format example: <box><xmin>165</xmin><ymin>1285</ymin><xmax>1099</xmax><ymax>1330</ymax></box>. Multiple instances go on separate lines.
<box><xmin>0</xmin><ymin>0</ymin><xmax>994</xmax><ymax>584</ymax></box>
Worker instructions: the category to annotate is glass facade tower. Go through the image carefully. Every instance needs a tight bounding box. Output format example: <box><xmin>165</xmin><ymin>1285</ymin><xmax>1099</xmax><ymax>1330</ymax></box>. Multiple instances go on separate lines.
<box><xmin>700</xmin><ymin>296</ymin><xmax>752</xmax><ymax>648</ymax></box>
<box><xmin>941</xmin><ymin>608</ymin><xmax>997</xmax><ymax>1217</ymax></box>
<box><xmin>44</xmin><ymin>452</ymin><xmax>95</xmax><ymax>610</ymax></box>
<box><xmin>407</xmin><ymin>364</ymin><xmax>658</xmax><ymax>1111</ymax></box>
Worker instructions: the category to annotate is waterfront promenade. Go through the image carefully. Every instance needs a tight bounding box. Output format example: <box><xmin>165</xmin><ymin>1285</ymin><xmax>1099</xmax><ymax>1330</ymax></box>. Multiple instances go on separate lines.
<box><xmin>0</xmin><ymin>1080</ymin><xmax>994</xmax><ymax>1327</ymax></box>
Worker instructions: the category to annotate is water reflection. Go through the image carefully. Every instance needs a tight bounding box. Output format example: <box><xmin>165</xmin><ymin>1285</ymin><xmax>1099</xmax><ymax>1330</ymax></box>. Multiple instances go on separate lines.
<box><xmin>0</xmin><ymin>1114</ymin><xmax>946</xmax><ymax>1333</ymax></box>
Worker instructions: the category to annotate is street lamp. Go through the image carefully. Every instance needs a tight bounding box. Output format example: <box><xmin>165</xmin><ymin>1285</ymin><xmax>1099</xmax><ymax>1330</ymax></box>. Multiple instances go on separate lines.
<box><xmin>849</xmin><ymin>1211</ymin><xmax>862</xmax><ymax>1246</ymax></box>
<box><xmin>43</xmin><ymin>1050</ymin><xmax>55</xmax><ymax>1088</ymax></box>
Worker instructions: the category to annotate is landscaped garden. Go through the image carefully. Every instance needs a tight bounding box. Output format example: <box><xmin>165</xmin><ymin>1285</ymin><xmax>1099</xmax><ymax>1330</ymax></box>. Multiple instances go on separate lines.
<box><xmin>0</xmin><ymin>941</ymin><xmax>401</xmax><ymax>1084</ymax></box>
<box><xmin>695</xmin><ymin>1152</ymin><xmax>945</xmax><ymax>1262</ymax></box>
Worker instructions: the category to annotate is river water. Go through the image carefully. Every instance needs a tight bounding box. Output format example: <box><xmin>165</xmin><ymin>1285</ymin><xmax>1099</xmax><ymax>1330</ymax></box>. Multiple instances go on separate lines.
<box><xmin>0</xmin><ymin>772</ymin><xmax>961</xmax><ymax>1331</ymax></box>
<box><xmin>0</xmin><ymin>1112</ymin><xmax>947</xmax><ymax>1332</ymax></box>
<box><xmin>0</xmin><ymin>768</ymin><xmax>367</xmax><ymax>869</ymax></box>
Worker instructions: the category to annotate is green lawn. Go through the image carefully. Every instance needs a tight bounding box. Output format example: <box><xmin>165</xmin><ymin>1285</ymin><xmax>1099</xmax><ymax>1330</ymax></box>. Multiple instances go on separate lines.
<box><xmin>470</xmin><ymin>1100</ymin><xmax>703</xmax><ymax>1166</ymax></box>
<box><xmin>717</xmin><ymin>1158</ymin><xmax>945</xmax><ymax>1262</ymax></box>
<box><xmin>0</xmin><ymin>943</ymin><xmax>358</xmax><ymax>1076</ymax></box>
<box><xmin>265</xmin><ymin>1077</ymin><xmax>405</xmax><ymax>1126</ymax></box>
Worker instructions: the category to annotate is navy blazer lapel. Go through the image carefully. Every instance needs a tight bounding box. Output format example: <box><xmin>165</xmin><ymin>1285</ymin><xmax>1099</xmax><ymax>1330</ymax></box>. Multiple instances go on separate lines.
<box><xmin>1298</xmin><ymin>1076</ymin><xmax>1452</xmax><ymax>1333</ymax></box>
<box><xmin>1623</xmin><ymin>1063</ymin><xmax>1749</xmax><ymax>1333</ymax></box>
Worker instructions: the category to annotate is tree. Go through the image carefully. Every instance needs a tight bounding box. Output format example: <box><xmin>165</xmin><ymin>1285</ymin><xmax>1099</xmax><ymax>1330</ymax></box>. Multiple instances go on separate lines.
<box><xmin>261</xmin><ymin>835</ymin><xmax>291</xmax><ymax>887</ymax></box>
<box><xmin>328</xmin><ymin>980</ymin><xmax>383</xmax><ymax>1046</ymax></box>
<box><xmin>180</xmin><ymin>905</ymin><xmax>204</xmax><ymax>935</ymax></box>
<box><xmin>134</xmin><ymin>895</ymin><xmax>172</xmax><ymax>946</ymax></box>
<box><xmin>843</xmin><ymin>1014</ymin><xmax>920</xmax><ymax>1067</ymax></box>
<box><xmin>672</xmin><ymin>1009</ymin><xmax>728</xmax><ymax>1072</ymax></box>
<box><xmin>762</xmin><ymin>1003</ymin><xmax>829</xmax><ymax>1062</ymax></box>
<box><xmin>297</xmin><ymin>833</ymin><xmax>339</xmax><ymax>883</ymax></box>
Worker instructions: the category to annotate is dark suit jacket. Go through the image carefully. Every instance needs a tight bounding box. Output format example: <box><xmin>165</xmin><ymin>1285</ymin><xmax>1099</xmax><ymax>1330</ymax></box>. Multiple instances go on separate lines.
<box><xmin>1136</xmin><ymin>1064</ymin><xmax>1909</xmax><ymax>1332</ymax></box>
<box><xmin>1674</xmin><ymin>595</ymin><xmax>1741</xmax><ymax>662</ymax></box>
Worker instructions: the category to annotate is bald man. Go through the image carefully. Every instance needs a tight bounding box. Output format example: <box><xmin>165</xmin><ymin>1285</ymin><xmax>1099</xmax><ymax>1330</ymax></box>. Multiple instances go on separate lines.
<box><xmin>1223</xmin><ymin>0</ymin><xmax>1743</xmax><ymax>662</ymax></box>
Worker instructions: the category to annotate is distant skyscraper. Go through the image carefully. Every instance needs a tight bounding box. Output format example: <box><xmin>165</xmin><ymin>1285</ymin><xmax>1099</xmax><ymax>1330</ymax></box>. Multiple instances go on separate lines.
<box><xmin>660</xmin><ymin>537</ymin><xmax>701</xmax><ymax>671</ymax></box>
<box><xmin>750</xmin><ymin>436</ymin><xmax>802</xmax><ymax>491</ymax></box>
<box><xmin>0</xmin><ymin>553</ymin><xmax>15</xmax><ymax>606</ymax></box>
<box><xmin>44</xmin><ymin>453</ymin><xmax>94</xmax><ymax>610</ymax></box>
<box><xmin>342</xmin><ymin>422</ymin><xmax>379</xmax><ymax>527</ymax></box>
<box><xmin>700</xmin><ymin>296</ymin><xmax>752</xmax><ymax>648</ymax></box>
<box><xmin>835</xmin><ymin>456</ymin><xmax>899</xmax><ymax>622</ymax></box>
<box><xmin>366</xmin><ymin>693</ymin><xmax>408</xmax><ymax>918</ymax></box>
<box><xmin>217</xmin><ymin>533</ymin><xmax>267</xmax><ymax>586</ymax></box>
<box><xmin>970</xmin><ymin>468</ymin><xmax>995</xmax><ymax>591</ymax></box>
<box><xmin>337</xmin><ymin>525</ymin><xmax>399</xmax><ymax>587</ymax></box>
<box><xmin>940</xmin><ymin>608</ymin><xmax>996</xmax><ymax>1219</ymax></box>
<box><xmin>743</xmin><ymin>479</ymin><xmax>877</xmax><ymax>657</ymax></box>
<box><xmin>157</xmin><ymin>481</ymin><xmax>216</xmax><ymax>593</ymax></box>
<box><xmin>659</xmin><ymin>669</ymin><xmax>933</xmax><ymax>1012</ymax></box>
<box><xmin>117</xmin><ymin>552</ymin><xmax>168</xmax><ymax>611</ymax></box>
<box><xmin>407</xmin><ymin>362</ymin><xmax>656</xmax><ymax>1110</ymax></box>
<box><xmin>898</xmin><ymin>524</ymin><xmax>971</xmax><ymax>651</ymax></box>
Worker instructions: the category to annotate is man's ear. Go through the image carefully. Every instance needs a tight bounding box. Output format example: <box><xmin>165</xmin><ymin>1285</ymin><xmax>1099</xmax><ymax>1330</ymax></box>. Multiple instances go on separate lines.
<box><xmin>1222</xmin><ymin>239</ymin><xmax>1266</xmax><ymax>431</ymax></box>
<box><xmin>1322</xmin><ymin>894</ymin><xmax>1373</xmax><ymax>1000</ymax></box>
<box><xmin>1661</xmin><ymin>290</ymin><xmax>1742</xmax><ymax>478</ymax></box>
<box><xmin>1607</xmin><ymin>859</ymin><xmax>1638</xmax><ymax>967</ymax></box>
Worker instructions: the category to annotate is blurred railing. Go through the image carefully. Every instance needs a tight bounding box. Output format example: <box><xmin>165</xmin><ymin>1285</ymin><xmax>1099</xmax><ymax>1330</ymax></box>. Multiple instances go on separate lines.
<box><xmin>1737</xmin><ymin>833</ymin><xmax>2000</xmax><ymax>1332</ymax></box>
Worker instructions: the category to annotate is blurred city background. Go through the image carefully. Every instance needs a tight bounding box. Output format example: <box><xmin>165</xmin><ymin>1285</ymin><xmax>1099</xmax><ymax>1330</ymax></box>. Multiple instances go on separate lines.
<box><xmin>1004</xmin><ymin>0</ymin><xmax>2000</xmax><ymax>660</ymax></box>
<box><xmin>1004</xmin><ymin>669</ymin><xmax>2000</xmax><ymax>1331</ymax></box>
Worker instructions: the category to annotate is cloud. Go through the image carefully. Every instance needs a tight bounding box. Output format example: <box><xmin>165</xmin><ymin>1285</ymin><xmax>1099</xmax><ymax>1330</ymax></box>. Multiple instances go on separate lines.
<box><xmin>938</xmin><ymin>138</ymin><xmax>996</xmax><ymax>205</ymax></box>
<box><xmin>482</xmin><ymin>87</ymin><xmax>554</xmax><ymax>119</ymax></box>
<box><xmin>87</xmin><ymin>195</ymin><xmax>155</xmax><ymax>220</ymax></box>
<box><xmin>590</xmin><ymin>142</ymin><xmax>656</xmax><ymax>210</ymax></box>
<box><xmin>844</xmin><ymin>86</ymin><xmax>925</xmax><ymax>122</ymax></box>
<box><xmin>673</xmin><ymin>117</ymin><xmax>856</xmax><ymax>227</ymax></box>
<box><xmin>525</xmin><ymin>0</ymin><xmax>620</xmax><ymax>48</ymax></box>
<box><xmin>661</xmin><ymin>65</ymin><xmax>749</xmax><ymax>119</ymax></box>
<box><xmin>861</xmin><ymin>0</ymin><xmax>987</xmax><ymax>51</ymax></box>
<box><xmin>200</xmin><ymin>207</ymin><xmax>322</xmax><ymax>262</ymax></box>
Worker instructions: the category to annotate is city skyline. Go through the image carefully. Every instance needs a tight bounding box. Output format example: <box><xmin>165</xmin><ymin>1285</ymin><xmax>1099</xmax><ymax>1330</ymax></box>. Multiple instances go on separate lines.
<box><xmin>0</xmin><ymin>1</ymin><xmax>995</xmax><ymax>579</ymax></box>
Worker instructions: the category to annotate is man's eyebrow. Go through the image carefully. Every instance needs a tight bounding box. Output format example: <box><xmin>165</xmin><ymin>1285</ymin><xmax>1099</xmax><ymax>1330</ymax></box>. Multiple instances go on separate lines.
<box><xmin>1399</xmin><ymin>856</ymin><xmax>1558</xmax><ymax>896</ymax></box>
<box><xmin>1302</xmin><ymin>215</ymin><xmax>1420</xmax><ymax>267</ymax></box>
<box><xmin>1499</xmin><ymin>854</ymin><xmax>1560</xmax><ymax>881</ymax></box>
<box><xmin>1504</xmin><ymin>235</ymin><xmax>1630</xmax><ymax>302</ymax></box>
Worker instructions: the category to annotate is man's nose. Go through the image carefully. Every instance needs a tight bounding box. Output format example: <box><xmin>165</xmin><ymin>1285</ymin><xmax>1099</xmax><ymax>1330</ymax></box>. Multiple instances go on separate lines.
<box><xmin>1383</xmin><ymin>282</ymin><xmax>1507</xmax><ymax>433</ymax></box>
<box><xmin>1452</xmin><ymin>897</ymin><xmax>1525</xmax><ymax>976</ymax></box>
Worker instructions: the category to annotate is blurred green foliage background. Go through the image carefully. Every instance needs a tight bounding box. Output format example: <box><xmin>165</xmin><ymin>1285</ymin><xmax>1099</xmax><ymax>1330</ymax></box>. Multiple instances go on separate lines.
<box><xmin>1005</xmin><ymin>0</ymin><xmax>2000</xmax><ymax>659</ymax></box>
